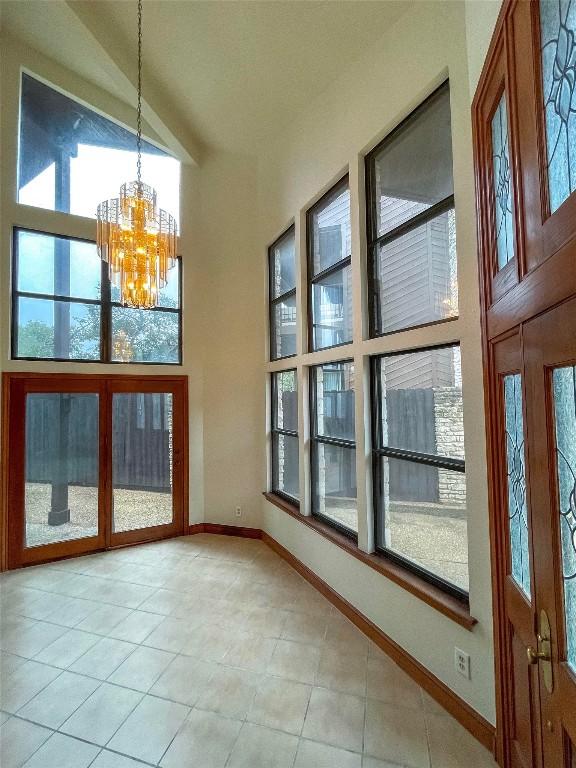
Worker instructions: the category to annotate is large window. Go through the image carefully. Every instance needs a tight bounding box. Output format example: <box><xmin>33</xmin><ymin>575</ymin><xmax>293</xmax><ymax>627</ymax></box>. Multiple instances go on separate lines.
<box><xmin>311</xmin><ymin>361</ymin><xmax>357</xmax><ymax>535</ymax></box>
<box><xmin>307</xmin><ymin>177</ymin><xmax>353</xmax><ymax>351</ymax></box>
<box><xmin>271</xmin><ymin>370</ymin><xmax>299</xmax><ymax>502</ymax></box>
<box><xmin>13</xmin><ymin>228</ymin><xmax>181</xmax><ymax>364</ymax></box>
<box><xmin>269</xmin><ymin>227</ymin><xmax>297</xmax><ymax>360</ymax></box>
<box><xmin>18</xmin><ymin>73</ymin><xmax>180</xmax><ymax>220</ymax></box>
<box><xmin>365</xmin><ymin>82</ymin><xmax>458</xmax><ymax>337</ymax></box>
<box><xmin>371</xmin><ymin>344</ymin><xmax>467</xmax><ymax>595</ymax></box>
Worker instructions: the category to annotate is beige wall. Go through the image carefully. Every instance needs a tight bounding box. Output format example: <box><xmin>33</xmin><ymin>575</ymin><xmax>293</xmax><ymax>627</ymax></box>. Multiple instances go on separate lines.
<box><xmin>465</xmin><ymin>0</ymin><xmax>503</xmax><ymax>95</ymax></box>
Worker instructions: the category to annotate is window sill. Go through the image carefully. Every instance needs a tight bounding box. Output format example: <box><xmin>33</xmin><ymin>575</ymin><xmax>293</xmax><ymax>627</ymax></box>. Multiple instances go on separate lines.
<box><xmin>263</xmin><ymin>491</ymin><xmax>477</xmax><ymax>631</ymax></box>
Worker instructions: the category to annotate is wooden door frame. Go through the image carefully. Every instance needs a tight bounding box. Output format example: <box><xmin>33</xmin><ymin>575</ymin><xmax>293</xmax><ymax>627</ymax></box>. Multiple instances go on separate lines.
<box><xmin>0</xmin><ymin>372</ymin><xmax>189</xmax><ymax>571</ymax></box>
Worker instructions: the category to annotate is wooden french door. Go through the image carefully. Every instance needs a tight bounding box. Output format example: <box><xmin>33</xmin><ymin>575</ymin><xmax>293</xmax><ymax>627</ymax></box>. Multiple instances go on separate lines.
<box><xmin>4</xmin><ymin>374</ymin><xmax>187</xmax><ymax>569</ymax></box>
<box><xmin>474</xmin><ymin>1</ymin><xmax>576</xmax><ymax>767</ymax></box>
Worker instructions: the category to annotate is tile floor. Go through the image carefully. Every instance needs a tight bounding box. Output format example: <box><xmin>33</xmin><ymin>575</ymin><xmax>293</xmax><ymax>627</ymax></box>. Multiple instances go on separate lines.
<box><xmin>0</xmin><ymin>534</ymin><xmax>497</xmax><ymax>768</ymax></box>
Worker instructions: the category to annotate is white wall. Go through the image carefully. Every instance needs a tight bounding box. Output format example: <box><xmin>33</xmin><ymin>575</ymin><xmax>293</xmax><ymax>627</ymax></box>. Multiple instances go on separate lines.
<box><xmin>465</xmin><ymin>0</ymin><xmax>503</xmax><ymax>95</ymax></box>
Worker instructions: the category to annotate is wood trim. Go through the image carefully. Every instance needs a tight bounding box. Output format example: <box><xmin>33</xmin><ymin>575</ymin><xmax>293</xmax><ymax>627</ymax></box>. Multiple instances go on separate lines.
<box><xmin>263</xmin><ymin>491</ymin><xmax>476</xmax><ymax>630</ymax></box>
<box><xmin>260</xmin><ymin>530</ymin><xmax>496</xmax><ymax>754</ymax></box>
<box><xmin>188</xmin><ymin>523</ymin><xmax>262</xmax><ymax>539</ymax></box>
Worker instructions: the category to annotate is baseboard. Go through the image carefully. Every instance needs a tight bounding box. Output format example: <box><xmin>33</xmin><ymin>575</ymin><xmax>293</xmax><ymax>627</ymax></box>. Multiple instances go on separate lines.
<box><xmin>186</xmin><ymin>523</ymin><xmax>496</xmax><ymax>754</ymax></box>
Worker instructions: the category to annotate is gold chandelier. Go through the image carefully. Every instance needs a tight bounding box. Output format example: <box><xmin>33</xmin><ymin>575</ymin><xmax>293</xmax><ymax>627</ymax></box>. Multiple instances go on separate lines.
<box><xmin>96</xmin><ymin>0</ymin><xmax>178</xmax><ymax>309</ymax></box>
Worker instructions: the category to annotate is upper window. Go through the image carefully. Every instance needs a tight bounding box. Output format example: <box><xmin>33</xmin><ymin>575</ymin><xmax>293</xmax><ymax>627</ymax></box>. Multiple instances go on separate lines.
<box><xmin>311</xmin><ymin>360</ymin><xmax>357</xmax><ymax>535</ymax></box>
<box><xmin>13</xmin><ymin>228</ymin><xmax>181</xmax><ymax>364</ymax></box>
<box><xmin>365</xmin><ymin>82</ymin><xmax>458</xmax><ymax>337</ymax></box>
<box><xmin>18</xmin><ymin>73</ymin><xmax>180</xmax><ymax>220</ymax></box>
<box><xmin>307</xmin><ymin>177</ymin><xmax>353</xmax><ymax>351</ymax></box>
<box><xmin>371</xmin><ymin>344</ymin><xmax>468</xmax><ymax>595</ymax></box>
<box><xmin>271</xmin><ymin>370</ymin><xmax>299</xmax><ymax>502</ymax></box>
<box><xmin>269</xmin><ymin>227</ymin><xmax>297</xmax><ymax>360</ymax></box>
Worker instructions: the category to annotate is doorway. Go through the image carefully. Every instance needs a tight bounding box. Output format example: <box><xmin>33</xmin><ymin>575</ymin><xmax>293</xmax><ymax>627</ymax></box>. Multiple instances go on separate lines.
<box><xmin>3</xmin><ymin>374</ymin><xmax>188</xmax><ymax>569</ymax></box>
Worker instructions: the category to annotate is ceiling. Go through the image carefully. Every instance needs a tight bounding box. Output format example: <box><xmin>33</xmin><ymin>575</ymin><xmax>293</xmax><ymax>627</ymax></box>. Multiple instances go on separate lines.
<box><xmin>1</xmin><ymin>0</ymin><xmax>411</xmax><ymax>158</ymax></box>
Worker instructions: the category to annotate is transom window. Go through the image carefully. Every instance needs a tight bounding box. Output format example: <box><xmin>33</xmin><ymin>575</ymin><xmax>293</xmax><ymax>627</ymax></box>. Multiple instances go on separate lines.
<box><xmin>269</xmin><ymin>227</ymin><xmax>297</xmax><ymax>360</ymax></box>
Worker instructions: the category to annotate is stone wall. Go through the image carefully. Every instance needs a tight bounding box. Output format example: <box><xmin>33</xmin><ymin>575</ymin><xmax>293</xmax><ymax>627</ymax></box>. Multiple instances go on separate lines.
<box><xmin>434</xmin><ymin>387</ymin><xmax>466</xmax><ymax>506</ymax></box>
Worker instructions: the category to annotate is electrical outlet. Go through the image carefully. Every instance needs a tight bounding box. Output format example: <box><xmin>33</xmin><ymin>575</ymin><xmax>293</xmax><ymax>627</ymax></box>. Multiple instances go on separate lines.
<box><xmin>455</xmin><ymin>647</ymin><xmax>471</xmax><ymax>679</ymax></box>
<box><xmin>235</xmin><ymin>506</ymin><xmax>242</xmax><ymax>517</ymax></box>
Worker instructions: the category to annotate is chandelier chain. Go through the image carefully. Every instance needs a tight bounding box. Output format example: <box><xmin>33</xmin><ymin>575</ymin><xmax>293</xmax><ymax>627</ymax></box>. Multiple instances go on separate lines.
<box><xmin>136</xmin><ymin>0</ymin><xmax>142</xmax><ymax>185</ymax></box>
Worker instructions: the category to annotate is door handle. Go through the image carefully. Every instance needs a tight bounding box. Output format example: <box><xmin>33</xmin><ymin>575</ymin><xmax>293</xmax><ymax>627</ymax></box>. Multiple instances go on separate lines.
<box><xmin>526</xmin><ymin>610</ymin><xmax>554</xmax><ymax>694</ymax></box>
<box><xmin>526</xmin><ymin>642</ymin><xmax>550</xmax><ymax>664</ymax></box>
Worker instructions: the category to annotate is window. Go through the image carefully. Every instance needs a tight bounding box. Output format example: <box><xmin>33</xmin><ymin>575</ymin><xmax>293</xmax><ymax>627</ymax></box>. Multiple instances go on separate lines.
<box><xmin>18</xmin><ymin>73</ymin><xmax>180</xmax><ymax>219</ymax></box>
<box><xmin>371</xmin><ymin>344</ymin><xmax>468</xmax><ymax>595</ymax></box>
<box><xmin>269</xmin><ymin>227</ymin><xmax>297</xmax><ymax>360</ymax></box>
<box><xmin>12</xmin><ymin>228</ymin><xmax>181</xmax><ymax>364</ymax></box>
<box><xmin>311</xmin><ymin>361</ymin><xmax>357</xmax><ymax>534</ymax></box>
<box><xmin>365</xmin><ymin>82</ymin><xmax>458</xmax><ymax>337</ymax></box>
<box><xmin>271</xmin><ymin>370</ymin><xmax>299</xmax><ymax>502</ymax></box>
<box><xmin>307</xmin><ymin>177</ymin><xmax>353</xmax><ymax>351</ymax></box>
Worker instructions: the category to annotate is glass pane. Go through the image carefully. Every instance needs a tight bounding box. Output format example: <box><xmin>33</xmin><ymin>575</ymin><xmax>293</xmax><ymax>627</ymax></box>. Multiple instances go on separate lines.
<box><xmin>552</xmin><ymin>365</ymin><xmax>576</xmax><ymax>672</ymax></box>
<box><xmin>270</xmin><ymin>229</ymin><xmax>296</xmax><ymax>298</ymax></box>
<box><xmin>25</xmin><ymin>393</ymin><xmax>99</xmax><ymax>548</ymax></box>
<box><xmin>16</xmin><ymin>230</ymin><xmax>101</xmax><ymax>300</ymax></box>
<box><xmin>271</xmin><ymin>294</ymin><xmax>297</xmax><ymax>359</ymax></box>
<box><xmin>376</xmin><ymin>455</ymin><xmax>468</xmax><ymax>591</ymax></box>
<box><xmin>373</xmin><ymin>84</ymin><xmax>453</xmax><ymax>238</ymax></box>
<box><xmin>378</xmin><ymin>346</ymin><xmax>464</xmax><ymax>460</ymax></box>
<box><xmin>112</xmin><ymin>393</ymin><xmax>173</xmax><ymax>533</ymax></box>
<box><xmin>19</xmin><ymin>73</ymin><xmax>180</xmax><ymax>219</ymax></box>
<box><xmin>273</xmin><ymin>370</ymin><xmax>298</xmax><ymax>432</ymax></box>
<box><xmin>111</xmin><ymin>307</ymin><xmax>179</xmax><ymax>363</ymax></box>
<box><xmin>312</xmin><ymin>442</ymin><xmax>357</xmax><ymax>533</ymax></box>
<box><xmin>540</xmin><ymin>0</ymin><xmax>576</xmax><ymax>213</ymax></box>
<box><xmin>16</xmin><ymin>297</ymin><xmax>100</xmax><ymax>360</ymax></box>
<box><xmin>111</xmin><ymin>261</ymin><xmax>180</xmax><ymax>309</ymax></box>
<box><xmin>310</xmin><ymin>184</ymin><xmax>351</xmax><ymax>274</ymax></box>
<box><xmin>272</xmin><ymin>433</ymin><xmax>299</xmax><ymax>500</ymax></box>
<box><xmin>503</xmin><ymin>374</ymin><xmax>531</xmax><ymax>597</ymax></box>
<box><xmin>374</xmin><ymin>208</ymin><xmax>458</xmax><ymax>335</ymax></box>
<box><xmin>315</xmin><ymin>361</ymin><xmax>355</xmax><ymax>441</ymax></box>
<box><xmin>491</xmin><ymin>93</ymin><xmax>515</xmax><ymax>269</ymax></box>
<box><xmin>312</xmin><ymin>263</ymin><xmax>353</xmax><ymax>350</ymax></box>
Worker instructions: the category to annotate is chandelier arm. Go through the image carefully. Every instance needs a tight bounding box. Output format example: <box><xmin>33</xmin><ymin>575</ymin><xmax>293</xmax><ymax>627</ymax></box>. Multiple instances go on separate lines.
<box><xmin>137</xmin><ymin>0</ymin><xmax>142</xmax><ymax>186</ymax></box>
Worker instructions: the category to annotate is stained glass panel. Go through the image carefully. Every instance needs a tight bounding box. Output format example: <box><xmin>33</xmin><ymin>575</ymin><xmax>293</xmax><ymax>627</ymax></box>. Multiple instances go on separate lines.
<box><xmin>504</xmin><ymin>374</ymin><xmax>531</xmax><ymax>597</ymax></box>
<box><xmin>540</xmin><ymin>0</ymin><xmax>576</xmax><ymax>213</ymax></box>
<box><xmin>491</xmin><ymin>94</ymin><xmax>515</xmax><ymax>269</ymax></box>
<box><xmin>552</xmin><ymin>366</ymin><xmax>576</xmax><ymax>672</ymax></box>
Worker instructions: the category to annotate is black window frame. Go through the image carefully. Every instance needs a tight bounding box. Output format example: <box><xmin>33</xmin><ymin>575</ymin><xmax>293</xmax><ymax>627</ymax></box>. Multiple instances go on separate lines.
<box><xmin>270</xmin><ymin>369</ymin><xmax>300</xmax><ymax>506</ymax></box>
<box><xmin>365</xmin><ymin>80</ymin><xmax>457</xmax><ymax>340</ymax></box>
<box><xmin>268</xmin><ymin>226</ymin><xmax>297</xmax><ymax>362</ymax></box>
<box><xmin>11</xmin><ymin>226</ymin><xmax>183</xmax><ymax>365</ymax></box>
<box><xmin>307</xmin><ymin>175</ymin><xmax>353</xmax><ymax>353</ymax></box>
<box><xmin>370</xmin><ymin>342</ymin><xmax>468</xmax><ymax>601</ymax></box>
<box><xmin>310</xmin><ymin>359</ymin><xmax>357</xmax><ymax>540</ymax></box>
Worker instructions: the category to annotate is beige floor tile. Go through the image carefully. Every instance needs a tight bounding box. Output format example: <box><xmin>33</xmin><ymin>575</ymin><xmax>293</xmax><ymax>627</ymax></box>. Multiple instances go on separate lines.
<box><xmin>107</xmin><ymin>694</ymin><xmax>190</xmax><ymax>764</ymax></box>
<box><xmin>17</xmin><ymin>671</ymin><xmax>100</xmax><ymax>729</ymax></box>
<box><xmin>43</xmin><ymin>596</ymin><xmax>99</xmax><ymax>628</ymax></box>
<box><xmin>75</xmin><ymin>604</ymin><xmax>133</xmax><ymax>635</ymax></box>
<box><xmin>34</xmin><ymin>628</ymin><xmax>100</xmax><ymax>668</ymax></box>
<box><xmin>69</xmin><ymin>637</ymin><xmax>137</xmax><ymax>680</ymax></box>
<box><xmin>13</xmin><ymin>591</ymin><xmax>72</xmax><ymax>622</ymax></box>
<box><xmin>227</xmin><ymin>722</ymin><xmax>299</xmax><ymax>768</ymax></box>
<box><xmin>248</xmin><ymin>675</ymin><xmax>311</xmax><ymax>735</ymax></box>
<box><xmin>0</xmin><ymin>650</ymin><xmax>28</xmax><ymax>680</ymax></box>
<box><xmin>0</xmin><ymin>716</ymin><xmax>52</xmax><ymax>768</ymax></box>
<box><xmin>366</xmin><ymin>656</ymin><xmax>423</xmax><ymax>710</ymax></box>
<box><xmin>267</xmin><ymin>639</ymin><xmax>321</xmax><ymax>684</ymax></box>
<box><xmin>426</xmin><ymin>713</ymin><xmax>498</xmax><ymax>768</ymax></box>
<box><xmin>195</xmin><ymin>665</ymin><xmax>262</xmax><ymax>719</ymax></box>
<box><xmin>48</xmin><ymin>573</ymin><xmax>97</xmax><ymax>599</ymax></box>
<box><xmin>294</xmin><ymin>739</ymin><xmax>362</xmax><ymax>768</ymax></box>
<box><xmin>142</xmin><ymin>616</ymin><xmax>192</xmax><ymax>653</ymax></box>
<box><xmin>315</xmin><ymin>649</ymin><xmax>367</xmax><ymax>697</ymax></box>
<box><xmin>302</xmin><ymin>687</ymin><xmax>365</xmax><ymax>752</ymax></box>
<box><xmin>107</xmin><ymin>610</ymin><xmax>164</xmax><ymax>643</ymax></box>
<box><xmin>183</xmin><ymin>622</ymin><xmax>235</xmax><ymax>661</ymax></box>
<box><xmin>21</xmin><ymin>731</ymin><xmax>100</xmax><ymax>768</ymax></box>
<box><xmin>364</xmin><ymin>700</ymin><xmax>429</xmax><ymax>768</ymax></box>
<box><xmin>88</xmin><ymin>580</ymin><xmax>155</xmax><ymax>609</ymax></box>
<box><xmin>281</xmin><ymin>611</ymin><xmax>327</xmax><ymax>645</ymax></box>
<box><xmin>0</xmin><ymin>660</ymin><xmax>62</xmax><ymax>713</ymax></box>
<box><xmin>324</xmin><ymin>616</ymin><xmax>369</xmax><ymax>657</ymax></box>
<box><xmin>363</xmin><ymin>758</ymin><xmax>411</xmax><ymax>768</ymax></box>
<box><xmin>222</xmin><ymin>634</ymin><xmax>276</xmax><ymax>671</ymax></box>
<box><xmin>160</xmin><ymin>708</ymin><xmax>242</xmax><ymax>767</ymax></box>
<box><xmin>420</xmin><ymin>690</ymin><xmax>449</xmax><ymax>717</ymax></box>
<box><xmin>241</xmin><ymin>606</ymin><xmax>289</xmax><ymax>638</ymax></box>
<box><xmin>60</xmin><ymin>682</ymin><xmax>142</xmax><ymax>746</ymax></box>
<box><xmin>150</xmin><ymin>655</ymin><xmax>216</xmax><ymax>705</ymax></box>
<box><xmin>90</xmin><ymin>750</ymin><xmax>149</xmax><ymax>767</ymax></box>
<box><xmin>0</xmin><ymin>617</ymin><xmax>67</xmax><ymax>658</ymax></box>
<box><xmin>137</xmin><ymin>589</ymin><xmax>184</xmax><ymax>616</ymax></box>
<box><xmin>108</xmin><ymin>645</ymin><xmax>175</xmax><ymax>692</ymax></box>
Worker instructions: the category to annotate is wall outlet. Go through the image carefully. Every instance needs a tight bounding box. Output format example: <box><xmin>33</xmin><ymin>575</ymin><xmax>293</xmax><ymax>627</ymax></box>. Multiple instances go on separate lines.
<box><xmin>235</xmin><ymin>506</ymin><xmax>242</xmax><ymax>518</ymax></box>
<box><xmin>455</xmin><ymin>647</ymin><xmax>471</xmax><ymax>679</ymax></box>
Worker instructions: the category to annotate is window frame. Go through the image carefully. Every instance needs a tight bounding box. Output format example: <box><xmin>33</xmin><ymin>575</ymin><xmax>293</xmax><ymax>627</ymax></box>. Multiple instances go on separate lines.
<box><xmin>365</xmin><ymin>80</ymin><xmax>457</xmax><ymax>339</ymax></box>
<box><xmin>11</xmin><ymin>226</ymin><xmax>183</xmax><ymax>365</ymax></box>
<box><xmin>270</xmin><ymin>369</ymin><xmax>300</xmax><ymax>506</ymax></box>
<box><xmin>370</xmin><ymin>342</ymin><xmax>468</xmax><ymax>600</ymax></box>
<box><xmin>310</xmin><ymin>358</ymin><xmax>357</xmax><ymax>540</ymax></box>
<box><xmin>268</xmin><ymin>225</ymin><xmax>297</xmax><ymax>362</ymax></box>
<box><xmin>307</xmin><ymin>174</ymin><xmax>353</xmax><ymax>353</ymax></box>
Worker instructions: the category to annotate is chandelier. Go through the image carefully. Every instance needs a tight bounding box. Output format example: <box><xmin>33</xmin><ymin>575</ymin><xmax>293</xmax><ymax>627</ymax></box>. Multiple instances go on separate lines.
<box><xmin>96</xmin><ymin>0</ymin><xmax>178</xmax><ymax>309</ymax></box>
